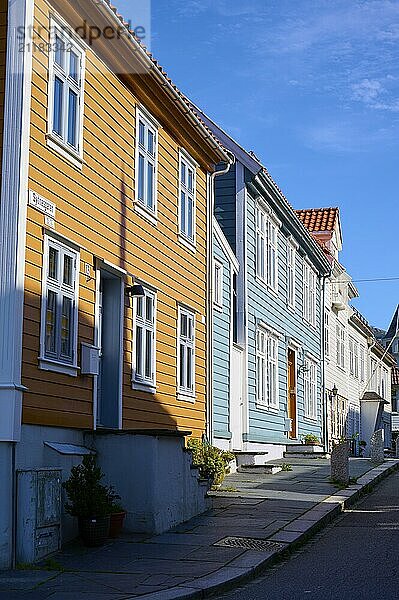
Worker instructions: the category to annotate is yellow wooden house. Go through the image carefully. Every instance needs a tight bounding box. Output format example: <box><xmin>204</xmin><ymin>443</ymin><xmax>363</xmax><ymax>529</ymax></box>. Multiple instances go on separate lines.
<box><xmin>0</xmin><ymin>0</ymin><xmax>230</xmax><ymax>567</ymax></box>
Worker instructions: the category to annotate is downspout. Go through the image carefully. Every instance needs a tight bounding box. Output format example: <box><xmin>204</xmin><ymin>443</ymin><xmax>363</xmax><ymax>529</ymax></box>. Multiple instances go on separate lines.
<box><xmin>321</xmin><ymin>275</ymin><xmax>328</xmax><ymax>452</ymax></box>
<box><xmin>206</xmin><ymin>153</ymin><xmax>235</xmax><ymax>443</ymax></box>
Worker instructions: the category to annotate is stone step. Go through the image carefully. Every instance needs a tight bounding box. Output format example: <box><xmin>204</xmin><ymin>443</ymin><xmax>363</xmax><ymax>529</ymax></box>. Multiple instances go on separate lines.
<box><xmin>237</xmin><ymin>464</ymin><xmax>282</xmax><ymax>475</ymax></box>
<box><xmin>234</xmin><ymin>451</ymin><xmax>269</xmax><ymax>468</ymax></box>
<box><xmin>283</xmin><ymin>451</ymin><xmax>330</xmax><ymax>459</ymax></box>
<box><xmin>285</xmin><ymin>444</ymin><xmax>324</xmax><ymax>454</ymax></box>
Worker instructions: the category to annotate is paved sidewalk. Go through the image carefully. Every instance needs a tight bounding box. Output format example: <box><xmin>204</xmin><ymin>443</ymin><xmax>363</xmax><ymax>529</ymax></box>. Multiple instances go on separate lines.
<box><xmin>1</xmin><ymin>458</ymin><xmax>398</xmax><ymax>600</ymax></box>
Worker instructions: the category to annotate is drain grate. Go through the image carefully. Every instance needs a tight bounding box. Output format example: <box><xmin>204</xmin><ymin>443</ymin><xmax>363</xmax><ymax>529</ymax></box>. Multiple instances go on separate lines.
<box><xmin>214</xmin><ymin>537</ymin><xmax>284</xmax><ymax>552</ymax></box>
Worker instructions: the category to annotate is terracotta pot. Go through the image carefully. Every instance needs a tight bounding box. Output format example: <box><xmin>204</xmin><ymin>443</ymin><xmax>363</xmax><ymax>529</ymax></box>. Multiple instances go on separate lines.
<box><xmin>108</xmin><ymin>511</ymin><xmax>126</xmax><ymax>538</ymax></box>
<box><xmin>78</xmin><ymin>516</ymin><xmax>110</xmax><ymax>547</ymax></box>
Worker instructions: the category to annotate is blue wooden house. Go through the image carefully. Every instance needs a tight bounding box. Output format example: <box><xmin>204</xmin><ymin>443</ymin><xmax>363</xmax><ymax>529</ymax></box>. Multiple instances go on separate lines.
<box><xmin>203</xmin><ymin>112</ymin><xmax>331</xmax><ymax>460</ymax></box>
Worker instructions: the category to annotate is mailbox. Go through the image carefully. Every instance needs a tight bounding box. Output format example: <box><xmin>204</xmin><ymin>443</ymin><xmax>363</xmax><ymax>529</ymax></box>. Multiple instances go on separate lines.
<box><xmin>81</xmin><ymin>343</ymin><xmax>100</xmax><ymax>375</ymax></box>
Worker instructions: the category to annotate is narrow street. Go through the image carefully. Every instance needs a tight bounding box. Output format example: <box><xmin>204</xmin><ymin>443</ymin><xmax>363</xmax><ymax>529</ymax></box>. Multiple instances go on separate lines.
<box><xmin>216</xmin><ymin>471</ymin><xmax>399</xmax><ymax>600</ymax></box>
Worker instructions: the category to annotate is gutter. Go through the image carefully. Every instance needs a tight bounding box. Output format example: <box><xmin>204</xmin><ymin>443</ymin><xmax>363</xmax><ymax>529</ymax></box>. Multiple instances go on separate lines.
<box><xmin>206</xmin><ymin>153</ymin><xmax>235</xmax><ymax>443</ymax></box>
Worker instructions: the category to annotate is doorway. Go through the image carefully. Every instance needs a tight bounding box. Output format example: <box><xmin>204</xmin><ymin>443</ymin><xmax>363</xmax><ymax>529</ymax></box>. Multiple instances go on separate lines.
<box><xmin>287</xmin><ymin>348</ymin><xmax>297</xmax><ymax>439</ymax></box>
<box><xmin>95</xmin><ymin>268</ymin><xmax>123</xmax><ymax>429</ymax></box>
<box><xmin>230</xmin><ymin>346</ymin><xmax>244</xmax><ymax>450</ymax></box>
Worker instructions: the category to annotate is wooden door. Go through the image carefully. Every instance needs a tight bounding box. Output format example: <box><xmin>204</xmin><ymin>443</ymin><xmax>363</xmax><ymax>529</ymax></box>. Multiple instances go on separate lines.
<box><xmin>287</xmin><ymin>349</ymin><xmax>297</xmax><ymax>439</ymax></box>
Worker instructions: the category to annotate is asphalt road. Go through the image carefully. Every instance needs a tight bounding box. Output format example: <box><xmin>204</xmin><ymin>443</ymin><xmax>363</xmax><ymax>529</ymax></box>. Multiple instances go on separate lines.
<box><xmin>216</xmin><ymin>470</ymin><xmax>399</xmax><ymax>600</ymax></box>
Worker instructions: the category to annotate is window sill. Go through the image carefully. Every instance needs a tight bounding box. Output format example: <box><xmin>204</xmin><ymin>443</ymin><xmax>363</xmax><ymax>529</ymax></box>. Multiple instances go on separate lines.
<box><xmin>303</xmin><ymin>416</ymin><xmax>318</xmax><ymax>423</ymax></box>
<box><xmin>255</xmin><ymin>275</ymin><xmax>278</xmax><ymax>296</ymax></box>
<box><xmin>134</xmin><ymin>202</ymin><xmax>157</xmax><ymax>226</ymax></box>
<box><xmin>46</xmin><ymin>134</ymin><xmax>83</xmax><ymax>170</ymax></box>
<box><xmin>178</xmin><ymin>234</ymin><xmax>196</xmax><ymax>253</ymax></box>
<box><xmin>132</xmin><ymin>381</ymin><xmax>156</xmax><ymax>394</ymax></box>
<box><xmin>255</xmin><ymin>403</ymin><xmax>279</xmax><ymax>413</ymax></box>
<box><xmin>213</xmin><ymin>303</ymin><xmax>223</xmax><ymax>313</ymax></box>
<box><xmin>177</xmin><ymin>392</ymin><xmax>195</xmax><ymax>403</ymax></box>
<box><xmin>39</xmin><ymin>357</ymin><xmax>79</xmax><ymax>377</ymax></box>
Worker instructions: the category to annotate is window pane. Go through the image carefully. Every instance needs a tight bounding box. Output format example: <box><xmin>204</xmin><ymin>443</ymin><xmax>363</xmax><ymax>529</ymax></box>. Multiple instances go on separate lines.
<box><xmin>136</xmin><ymin>326</ymin><xmax>143</xmax><ymax>376</ymax></box>
<box><xmin>61</xmin><ymin>296</ymin><xmax>73</xmax><ymax>358</ymax></box>
<box><xmin>63</xmin><ymin>255</ymin><xmax>73</xmax><ymax>286</ymax></box>
<box><xmin>69</xmin><ymin>50</ymin><xmax>79</xmax><ymax>81</ymax></box>
<box><xmin>180</xmin><ymin>344</ymin><xmax>185</xmax><ymax>388</ymax></box>
<box><xmin>187</xmin><ymin>196</ymin><xmax>193</xmax><ymax>240</ymax></box>
<box><xmin>188</xmin><ymin>169</ymin><xmax>194</xmax><ymax>193</ymax></box>
<box><xmin>54</xmin><ymin>35</ymin><xmax>64</xmax><ymax>67</ymax></box>
<box><xmin>181</xmin><ymin>313</ymin><xmax>187</xmax><ymax>338</ymax></box>
<box><xmin>187</xmin><ymin>347</ymin><xmax>193</xmax><ymax>390</ymax></box>
<box><xmin>147</xmin><ymin>162</ymin><xmax>154</xmax><ymax>209</ymax></box>
<box><xmin>136</xmin><ymin>297</ymin><xmax>143</xmax><ymax>318</ymax></box>
<box><xmin>188</xmin><ymin>316</ymin><xmax>193</xmax><ymax>341</ymax></box>
<box><xmin>148</xmin><ymin>129</ymin><xmax>154</xmax><ymax>156</ymax></box>
<box><xmin>45</xmin><ymin>290</ymin><xmax>57</xmax><ymax>354</ymax></box>
<box><xmin>53</xmin><ymin>77</ymin><xmax>63</xmax><ymax>136</ymax></box>
<box><xmin>181</xmin><ymin>162</ymin><xmax>186</xmax><ymax>185</ymax></box>
<box><xmin>180</xmin><ymin>192</ymin><xmax>186</xmax><ymax>234</ymax></box>
<box><xmin>139</xmin><ymin>121</ymin><xmax>145</xmax><ymax>146</ymax></box>
<box><xmin>146</xmin><ymin>295</ymin><xmax>153</xmax><ymax>323</ymax></box>
<box><xmin>67</xmin><ymin>89</ymin><xmax>78</xmax><ymax>147</ymax></box>
<box><xmin>48</xmin><ymin>247</ymin><xmax>58</xmax><ymax>280</ymax></box>
<box><xmin>138</xmin><ymin>154</ymin><xmax>145</xmax><ymax>201</ymax></box>
<box><xmin>145</xmin><ymin>330</ymin><xmax>152</xmax><ymax>379</ymax></box>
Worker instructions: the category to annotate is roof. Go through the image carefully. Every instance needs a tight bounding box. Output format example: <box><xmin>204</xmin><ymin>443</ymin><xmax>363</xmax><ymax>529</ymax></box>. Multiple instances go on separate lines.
<box><xmin>392</xmin><ymin>366</ymin><xmax>399</xmax><ymax>386</ymax></box>
<box><xmin>88</xmin><ymin>1</ymin><xmax>230</xmax><ymax>164</ymax></box>
<box><xmin>385</xmin><ymin>305</ymin><xmax>399</xmax><ymax>341</ymax></box>
<box><xmin>361</xmin><ymin>391</ymin><xmax>388</xmax><ymax>404</ymax></box>
<box><xmin>295</xmin><ymin>208</ymin><xmax>339</xmax><ymax>233</ymax></box>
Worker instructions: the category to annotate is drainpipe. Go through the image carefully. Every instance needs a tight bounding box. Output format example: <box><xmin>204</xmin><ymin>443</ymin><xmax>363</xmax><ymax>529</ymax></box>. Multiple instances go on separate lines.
<box><xmin>321</xmin><ymin>275</ymin><xmax>328</xmax><ymax>452</ymax></box>
<box><xmin>206</xmin><ymin>153</ymin><xmax>235</xmax><ymax>444</ymax></box>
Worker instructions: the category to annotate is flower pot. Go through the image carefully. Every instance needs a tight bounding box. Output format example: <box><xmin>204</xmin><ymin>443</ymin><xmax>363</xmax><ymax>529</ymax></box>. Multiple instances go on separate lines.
<box><xmin>78</xmin><ymin>516</ymin><xmax>110</xmax><ymax>547</ymax></box>
<box><xmin>108</xmin><ymin>512</ymin><xmax>126</xmax><ymax>538</ymax></box>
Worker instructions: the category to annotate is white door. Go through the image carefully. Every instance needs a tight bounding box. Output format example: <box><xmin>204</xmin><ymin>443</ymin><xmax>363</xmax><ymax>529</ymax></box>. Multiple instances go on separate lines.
<box><xmin>230</xmin><ymin>346</ymin><xmax>244</xmax><ymax>450</ymax></box>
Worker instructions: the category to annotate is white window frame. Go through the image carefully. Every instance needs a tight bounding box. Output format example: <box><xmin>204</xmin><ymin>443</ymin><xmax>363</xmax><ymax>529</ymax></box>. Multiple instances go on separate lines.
<box><xmin>304</xmin><ymin>357</ymin><xmax>317</xmax><ymax>420</ymax></box>
<box><xmin>177</xmin><ymin>305</ymin><xmax>195</xmax><ymax>401</ymax></box>
<box><xmin>132</xmin><ymin>287</ymin><xmax>157</xmax><ymax>392</ymax></box>
<box><xmin>178</xmin><ymin>149</ymin><xmax>196</xmax><ymax>249</ymax></box>
<box><xmin>324</xmin><ymin>310</ymin><xmax>330</xmax><ymax>358</ymax></box>
<box><xmin>47</xmin><ymin>19</ymin><xmax>85</xmax><ymax>167</ymax></box>
<box><xmin>256</xmin><ymin>203</ymin><xmax>279</xmax><ymax>292</ymax></box>
<box><xmin>39</xmin><ymin>235</ymin><xmax>79</xmax><ymax>375</ymax></box>
<box><xmin>213</xmin><ymin>260</ymin><xmax>223</xmax><ymax>310</ymax></box>
<box><xmin>135</xmin><ymin>106</ymin><xmax>158</xmax><ymax>223</ymax></box>
<box><xmin>303</xmin><ymin>261</ymin><xmax>317</xmax><ymax>326</ymax></box>
<box><xmin>360</xmin><ymin>344</ymin><xmax>366</xmax><ymax>382</ymax></box>
<box><xmin>256</xmin><ymin>326</ymin><xmax>279</xmax><ymax>410</ymax></box>
<box><xmin>287</xmin><ymin>240</ymin><xmax>296</xmax><ymax>309</ymax></box>
<box><xmin>336</xmin><ymin>322</ymin><xmax>345</xmax><ymax>369</ymax></box>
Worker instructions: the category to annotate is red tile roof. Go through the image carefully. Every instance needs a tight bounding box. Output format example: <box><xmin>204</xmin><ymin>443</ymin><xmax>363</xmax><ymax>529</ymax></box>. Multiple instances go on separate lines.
<box><xmin>295</xmin><ymin>208</ymin><xmax>339</xmax><ymax>233</ymax></box>
<box><xmin>392</xmin><ymin>366</ymin><xmax>399</xmax><ymax>386</ymax></box>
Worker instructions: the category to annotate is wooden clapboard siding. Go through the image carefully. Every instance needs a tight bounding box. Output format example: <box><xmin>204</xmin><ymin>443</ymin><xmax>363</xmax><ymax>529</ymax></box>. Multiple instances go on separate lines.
<box><xmin>22</xmin><ymin>0</ymin><xmax>212</xmax><ymax>437</ymax></box>
<box><xmin>0</xmin><ymin>0</ymin><xmax>7</xmax><ymax>187</ymax></box>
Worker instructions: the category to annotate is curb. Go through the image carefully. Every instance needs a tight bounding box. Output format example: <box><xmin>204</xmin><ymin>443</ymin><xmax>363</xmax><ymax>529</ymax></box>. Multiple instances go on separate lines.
<box><xmin>130</xmin><ymin>459</ymin><xmax>399</xmax><ymax>600</ymax></box>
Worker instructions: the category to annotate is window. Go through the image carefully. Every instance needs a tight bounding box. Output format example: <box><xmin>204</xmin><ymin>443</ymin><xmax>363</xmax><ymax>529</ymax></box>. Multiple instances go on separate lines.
<box><xmin>48</xmin><ymin>22</ymin><xmax>84</xmax><ymax>158</ymax></box>
<box><xmin>349</xmin><ymin>337</ymin><xmax>358</xmax><ymax>377</ymax></box>
<box><xmin>304</xmin><ymin>357</ymin><xmax>317</xmax><ymax>419</ymax></box>
<box><xmin>336</xmin><ymin>322</ymin><xmax>345</xmax><ymax>369</ymax></box>
<box><xmin>213</xmin><ymin>261</ymin><xmax>223</xmax><ymax>309</ymax></box>
<box><xmin>178</xmin><ymin>306</ymin><xmax>195</xmax><ymax>399</ymax></box>
<box><xmin>360</xmin><ymin>345</ymin><xmax>366</xmax><ymax>382</ymax></box>
<box><xmin>324</xmin><ymin>310</ymin><xmax>330</xmax><ymax>357</ymax></box>
<box><xmin>256</xmin><ymin>327</ymin><xmax>278</xmax><ymax>409</ymax></box>
<box><xmin>40</xmin><ymin>236</ymin><xmax>79</xmax><ymax>374</ymax></box>
<box><xmin>256</xmin><ymin>204</ymin><xmax>278</xmax><ymax>291</ymax></box>
<box><xmin>303</xmin><ymin>262</ymin><xmax>317</xmax><ymax>326</ymax></box>
<box><xmin>136</xmin><ymin>108</ymin><xmax>158</xmax><ymax>216</ymax></box>
<box><xmin>382</xmin><ymin>368</ymin><xmax>388</xmax><ymax>399</ymax></box>
<box><xmin>179</xmin><ymin>151</ymin><xmax>196</xmax><ymax>245</ymax></box>
<box><xmin>133</xmin><ymin>288</ymin><xmax>156</xmax><ymax>390</ymax></box>
<box><xmin>287</xmin><ymin>241</ymin><xmax>296</xmax><ymax>308</ymax></box>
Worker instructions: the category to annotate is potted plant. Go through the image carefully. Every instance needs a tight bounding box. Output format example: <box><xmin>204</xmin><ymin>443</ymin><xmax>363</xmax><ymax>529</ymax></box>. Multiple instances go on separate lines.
<box><xmin>303</xmin><ymin>433</ymin><xmax>320</xmax><ymax>446</ymax></box>
<box><xmin>187</xmin><ymin>438</ymin><xmax>235</xmax><ymax>487</ymax></box>
<box><xmin>108</xmin><ymin>502</ymin><xmax>127</xmax><ymax>538</ymax></box>
<box><xmin>63</xmin><ymin>454</ymin><xmax>115</xmax><ymax>547</ymax></box>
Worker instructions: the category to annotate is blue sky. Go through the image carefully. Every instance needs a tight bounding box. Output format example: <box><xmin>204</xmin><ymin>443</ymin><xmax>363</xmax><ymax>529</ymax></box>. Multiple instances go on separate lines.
<box><xmin>118</xmin><ymin>0</ymin><xmax>399</xmax><ymax>330</ymax></box>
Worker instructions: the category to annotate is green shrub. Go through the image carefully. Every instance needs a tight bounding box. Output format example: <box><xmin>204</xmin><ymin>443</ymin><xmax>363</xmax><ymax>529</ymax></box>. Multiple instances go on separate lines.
<box><xmin>187</xmin><ymin>439</ymin><xmax>235</xmax><ymax>485</ymax></box>
<box><xmin>303</xmin><ymin>433</ymin><xmax>320</xmax><ymax>445</ymax></box>
<box><xmin>63</xmin><ymin>454</ymin><xmax>119</xmax><ymax>518</ymax></box>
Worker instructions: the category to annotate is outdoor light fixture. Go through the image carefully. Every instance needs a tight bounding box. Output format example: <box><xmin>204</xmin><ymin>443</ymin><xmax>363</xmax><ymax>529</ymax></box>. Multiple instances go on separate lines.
<box><xmin>331</xmin><ymin>384</ymin><xmax>338</xmax><ymax>398</ymax></box>
<box><xmin>125</xmin><ymin>284</ymin><xmax>145</xmax><ymax>298</ymax></box>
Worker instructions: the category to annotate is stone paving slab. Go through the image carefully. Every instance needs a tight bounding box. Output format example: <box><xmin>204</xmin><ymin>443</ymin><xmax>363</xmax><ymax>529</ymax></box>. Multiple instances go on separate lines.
<box><xmin>1</xmin><ymin>459</ymin><xmax>398</xmax><ymax>600</ymax></box>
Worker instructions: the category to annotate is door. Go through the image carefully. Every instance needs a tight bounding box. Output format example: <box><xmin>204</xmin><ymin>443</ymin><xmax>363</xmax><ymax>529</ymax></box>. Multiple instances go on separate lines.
<box><xmin>230</xmin><ymin>346</ymin><xmax>244</xmax><ymax>450</ymax></box>
<box><xmin>287</xmin><ymin>349</ymin><xmax>297</xmax><ymax>439</ymax></box>
<box><xmin>96</xmin><ymin>269</ymin><xmax>123</xmax><ymax>429</ymax></box>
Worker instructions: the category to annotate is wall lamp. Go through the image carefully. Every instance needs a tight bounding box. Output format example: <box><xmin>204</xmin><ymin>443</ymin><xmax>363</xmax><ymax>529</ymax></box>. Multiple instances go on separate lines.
<box><xmin>330</xmin><ymin>384</ymin><xmax>338</xmax><ymax>399</ymax></box>
<box><xmin>125</xmin><ymin>284</ymin><xmax>145</xmax><ymax>298</ymax></box>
